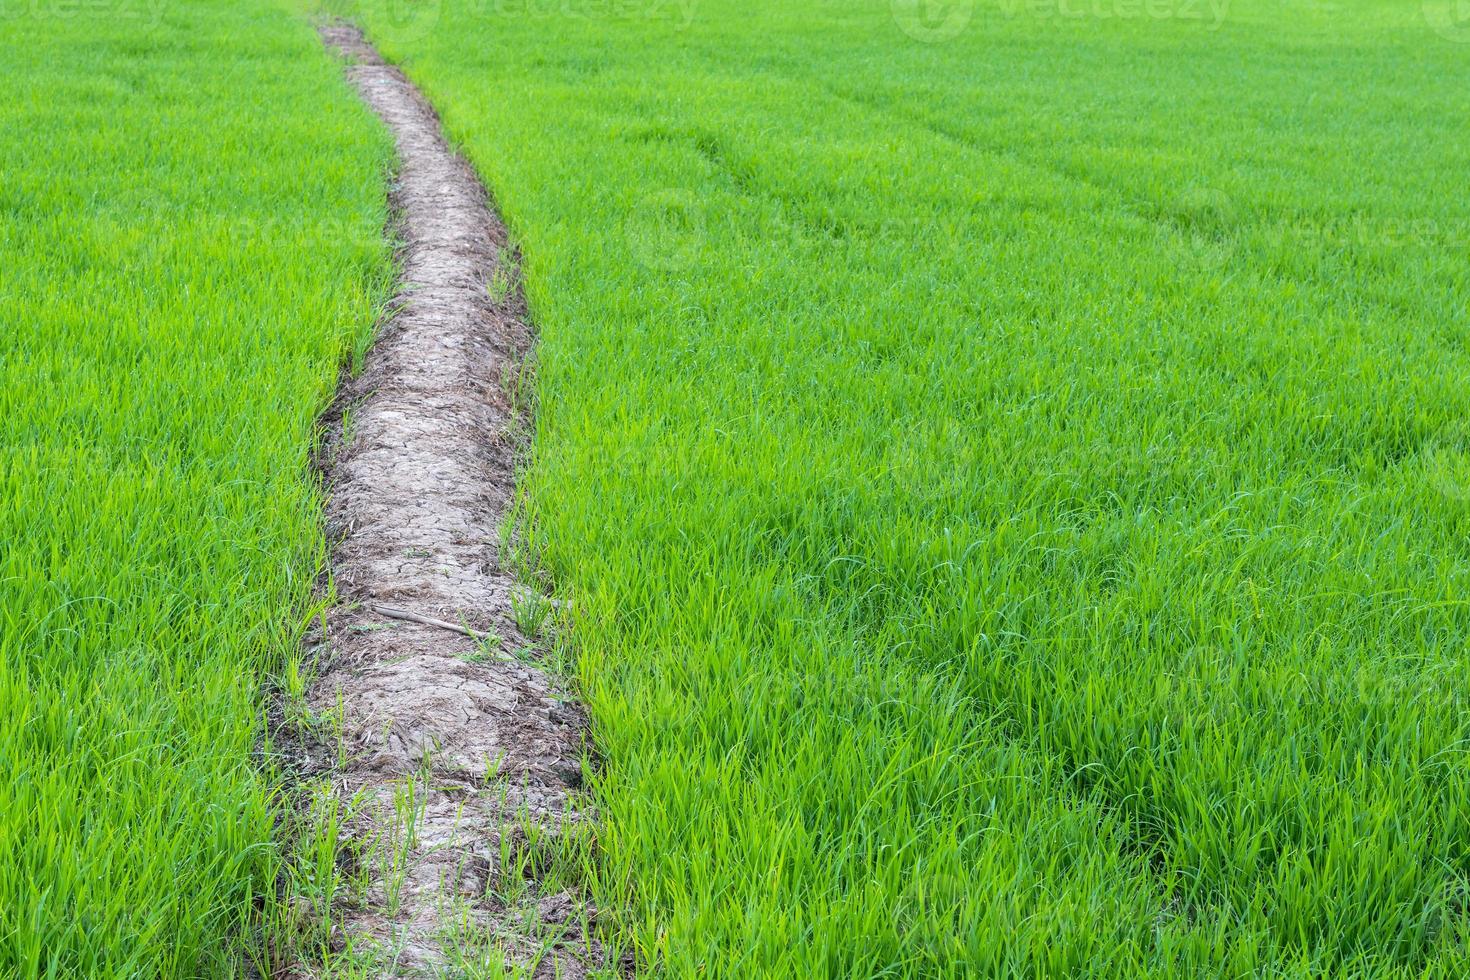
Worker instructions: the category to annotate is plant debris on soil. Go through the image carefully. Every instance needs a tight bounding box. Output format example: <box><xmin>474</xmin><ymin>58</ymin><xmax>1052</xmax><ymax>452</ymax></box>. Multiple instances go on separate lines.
<box><xmin>294</xmin><ymin>23</ymin><xmax>602</xmax><ymax>975</ymax></box>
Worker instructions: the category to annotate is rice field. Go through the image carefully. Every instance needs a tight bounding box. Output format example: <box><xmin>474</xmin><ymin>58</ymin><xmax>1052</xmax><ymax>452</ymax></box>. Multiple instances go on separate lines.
<box><xmin>5</xmin><ymin>0</ymin><xmax>1470</xmax><ymax>974</ymax></box>
<box><xmin>0</xmin><ymin>3</ymin><xmax>389</xmax><ymax>973</ymax></box>
<box><xmin>352</xmin><ymin>0</ymin><xmax>1470</xmax><ymax>974</ymax></box>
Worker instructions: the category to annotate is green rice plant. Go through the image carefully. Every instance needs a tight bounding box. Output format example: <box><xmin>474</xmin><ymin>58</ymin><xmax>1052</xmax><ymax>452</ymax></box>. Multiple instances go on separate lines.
<box><xmin>352</xmin><ymin>0</ymin><xmax>1470</xmax><ymax>974</ymax></box>
<box><xmin>0</xmin><ymin>2</ymin><xmax>391</xmax><ymax>974</ymax></box>
<box><xmin>510</xmin><ymin>590</ymin><xmax>553</xmax><ymax>639</ymax></box>
<box><xmin>488</xmin><ymin>262</ymin><xmax>517</xmax><ymax>306</ymax></box>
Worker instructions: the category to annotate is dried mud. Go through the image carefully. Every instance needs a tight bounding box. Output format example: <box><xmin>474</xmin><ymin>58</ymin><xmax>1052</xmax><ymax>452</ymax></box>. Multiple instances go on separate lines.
<box><xmin>290</xmin><ymin>23</ymin><xmax>602</xmax><ymax>976</ymax></box>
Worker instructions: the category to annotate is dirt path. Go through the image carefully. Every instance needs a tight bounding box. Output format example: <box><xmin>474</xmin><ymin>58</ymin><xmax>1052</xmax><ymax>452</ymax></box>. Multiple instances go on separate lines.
<box><xmin>298</xmin><ymin>23</ymin><xmax>599</xmax><ymax>976</ymax></box>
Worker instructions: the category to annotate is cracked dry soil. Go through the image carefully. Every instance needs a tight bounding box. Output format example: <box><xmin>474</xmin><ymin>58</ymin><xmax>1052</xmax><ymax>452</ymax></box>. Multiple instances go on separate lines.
<box><xmin>288</xmin><ymin>23</ymin><xmax>606</xmax><ymax>976</ymax></box>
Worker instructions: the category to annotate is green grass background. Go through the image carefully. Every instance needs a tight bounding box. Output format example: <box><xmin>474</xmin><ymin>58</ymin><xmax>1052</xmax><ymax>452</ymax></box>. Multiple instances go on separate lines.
<box><xmin>3</xmin><ymin>0</ymin><xmax>1468</xmax><ymax>973</ymax></box>
<box><xmin>350</xmin><ymin>0</ymin><xmax>1470</xmax><ymax>974</ymax></box>
<box><xmin>0</xmin><ymin>2</ymin><xmax>390</xmax><ymax>974</ymax></box>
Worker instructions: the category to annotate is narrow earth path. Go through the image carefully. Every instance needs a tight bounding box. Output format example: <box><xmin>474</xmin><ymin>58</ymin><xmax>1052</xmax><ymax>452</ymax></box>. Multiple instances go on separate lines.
<box><xmin>300</xmin><ymin>23</ymin><xmax>599</xmax><ymax>976</ymax></box>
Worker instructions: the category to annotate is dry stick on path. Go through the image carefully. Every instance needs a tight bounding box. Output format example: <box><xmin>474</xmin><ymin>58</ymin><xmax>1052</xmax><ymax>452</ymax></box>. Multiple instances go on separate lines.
<box><xmin>372</xmin><ymin>603</ymin><xmax>495</xmax><ymax>642</ymax></box>
<box><xmin>296</xmin><ymin>22</ymin><xmax>604</xmax><ymax>976</ymax></box>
